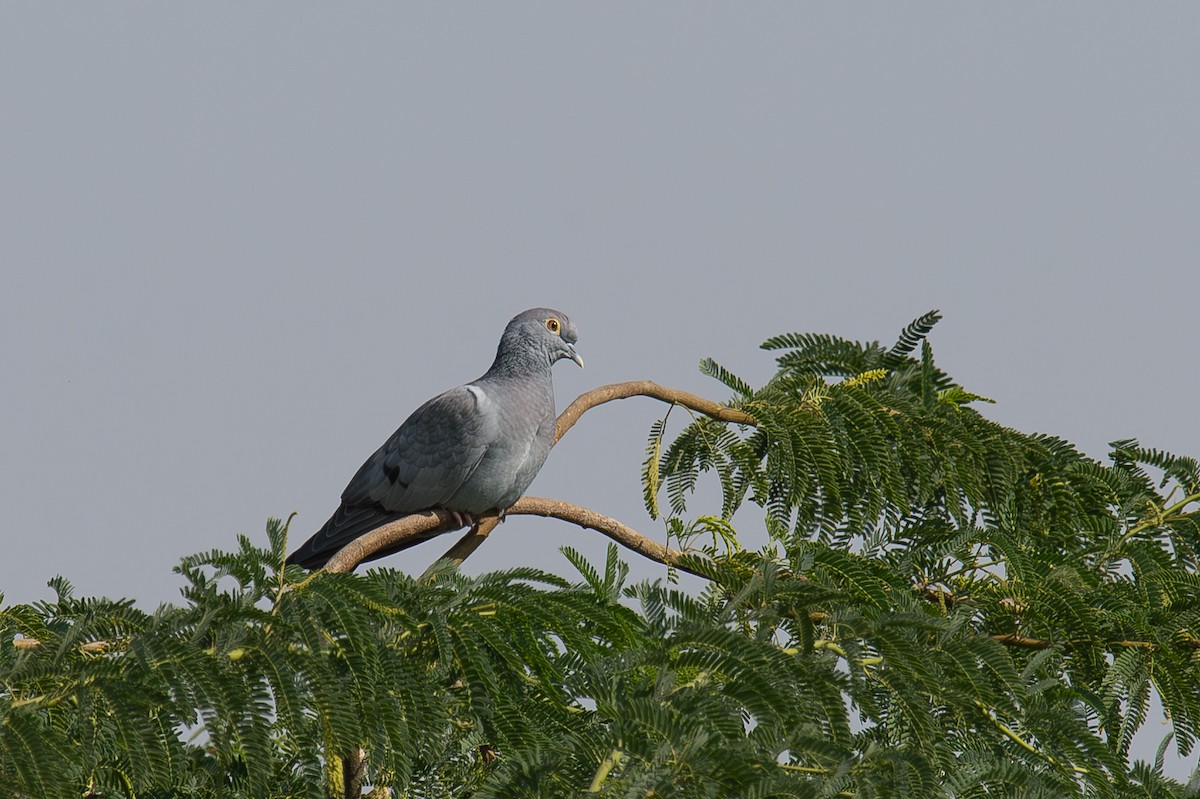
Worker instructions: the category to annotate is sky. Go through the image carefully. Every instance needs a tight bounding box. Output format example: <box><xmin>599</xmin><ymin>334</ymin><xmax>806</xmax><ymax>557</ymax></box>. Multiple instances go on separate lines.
<box><xmin>2</xmin><ymin>2</ymin><xmax>1198</xmax><ymax>778</ymax></box>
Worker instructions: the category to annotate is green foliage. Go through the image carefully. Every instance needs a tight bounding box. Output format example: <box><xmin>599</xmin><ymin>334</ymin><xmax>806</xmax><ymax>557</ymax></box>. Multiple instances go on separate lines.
<box><xmin>647</xmin><ymin>311</ymin><xmax>1200</xmax><ymax>796</ymax></box>
<box><xmin>3</xmin><ymin>312</ymin><xmax>1199</xmax><ymax>797</ymax></box>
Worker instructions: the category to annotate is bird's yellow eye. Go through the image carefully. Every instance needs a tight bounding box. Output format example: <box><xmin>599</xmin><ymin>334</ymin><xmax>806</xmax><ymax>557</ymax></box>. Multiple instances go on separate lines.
<box><xmin>545</xmin><ymin>318</ymin><xmax>561</xmax><ymax>334</ymax></box>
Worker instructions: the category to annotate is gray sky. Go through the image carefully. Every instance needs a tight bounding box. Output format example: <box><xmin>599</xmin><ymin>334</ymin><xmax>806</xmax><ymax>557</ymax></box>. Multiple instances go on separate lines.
<box><xmin>3</xmin><ymin>3</ymin><xmax>1197</xmax><ymax>778</ymax></box>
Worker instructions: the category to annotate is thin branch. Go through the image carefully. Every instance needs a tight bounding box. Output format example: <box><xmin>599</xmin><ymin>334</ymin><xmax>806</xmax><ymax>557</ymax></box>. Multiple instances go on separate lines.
<box><xmin>11</xmin><ymin>638</ymin><xmax>114</xmax><ymax>654</ymax></box>
<box><xmin>975</xmin><ymin>701</ymin><xmax>1092</xmax><ymax>776</ymax></box>
<box><xmin>327</xmin><ymin>497</ymin><xmax>707</xmax><ymax>579</ymax></box>
<box><xmin>588</xmin><ymin>747</ymin><xmax>624</xmax><ymax>793</ymax></box>
<box><xmin>508</xmin><ymin>497</ymin><xmax>706</xmax><ymax>579</ymax></box>
<box><xmin>1116</xmin><ymin>490</ymin><xmax>1200</xmax><ymax>549</ymax></box>
<box><xmin>554</xmin><ymin>380</ymin><xmax>755</xmax><ymax>443</ymax></box>
<box><xmin>324</xmin><ymin>510</ymin><xmax>461</xmax><ymax>573</ymax></box>
<box><xmin>990</xmin><ymin>633</ymin><xmax>1054</xmax><ymax>650</ymax></box>
<box><xmin>421</xmin><ymin>517</ymin><xmax>502</xmax><ymax>580</ymax></box>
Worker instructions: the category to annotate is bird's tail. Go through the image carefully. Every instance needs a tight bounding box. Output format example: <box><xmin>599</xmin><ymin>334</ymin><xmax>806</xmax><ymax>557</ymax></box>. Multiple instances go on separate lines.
<box><xmin>285</xmin><ymin>504</ymin><xmax>448</xmax><ymax>570</ymax></box>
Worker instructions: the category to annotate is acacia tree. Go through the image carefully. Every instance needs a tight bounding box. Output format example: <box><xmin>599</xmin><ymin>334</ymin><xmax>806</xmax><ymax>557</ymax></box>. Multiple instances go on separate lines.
<box><xmin>3</xmin><ymin>312</ymin><xmax>1199</xmax><ymax>798</ymax></box>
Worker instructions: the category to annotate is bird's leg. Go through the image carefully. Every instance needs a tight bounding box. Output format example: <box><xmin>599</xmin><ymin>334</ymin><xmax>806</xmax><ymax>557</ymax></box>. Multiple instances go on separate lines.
<box><xmin>448</xmin><ymin>510</ymin><xmax>476</xmax><ymax>529</ymax></box>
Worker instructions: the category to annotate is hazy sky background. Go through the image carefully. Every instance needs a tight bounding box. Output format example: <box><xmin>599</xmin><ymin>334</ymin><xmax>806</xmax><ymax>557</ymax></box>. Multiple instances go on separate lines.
<box><xmin>3</xmin><ymin>3</ymin><xmax>1197</xmax><ymax>778</ymax></box>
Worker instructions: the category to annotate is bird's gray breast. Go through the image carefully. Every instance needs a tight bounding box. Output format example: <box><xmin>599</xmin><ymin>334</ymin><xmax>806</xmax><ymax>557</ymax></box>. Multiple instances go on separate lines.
<box><xmin>444</xmin><ymin>374</ymin><xmax>555</xmax><ymax>513</ymax></box>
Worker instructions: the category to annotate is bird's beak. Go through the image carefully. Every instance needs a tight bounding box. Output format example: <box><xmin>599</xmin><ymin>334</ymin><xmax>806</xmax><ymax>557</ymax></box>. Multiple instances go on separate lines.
<box><xmin>566</xmin><ymin>344</ymin><xmax>584</xmax><ymax>368</ymax></box>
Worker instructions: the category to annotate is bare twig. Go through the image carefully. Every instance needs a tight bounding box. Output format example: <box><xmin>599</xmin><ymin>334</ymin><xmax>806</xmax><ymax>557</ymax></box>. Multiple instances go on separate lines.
<box><xmin>553</xmin><ymin>380</ymin><xmax>755</xmax><ymax>443</ymax></box>
<box><xmin>11</xmin><ymin>638</ymin><xmax>114</xmax><ymax>654</ymax></box>
<box><xmin>990</xmin><ymin>633</ymin><xmax>1054</xmax><ymax>650</ymax></box>
<box><xmin>323</xmin><ymin>510</ymin><xmax>461</xmax><ymax>573</ymax></box>
<box><xmin>421</xmin><ymin>517</ymin><xmax>502</xmax><ymax>579</ymax></box>
<box><xmin>508</xmin><ymin>496</ymin><xmax>705</xmax><ymax>578</ymax></box>
<box><xmin>328</xmin><ymin>498</ymin><xmax>705</xmax><ymax>579</ymax></box>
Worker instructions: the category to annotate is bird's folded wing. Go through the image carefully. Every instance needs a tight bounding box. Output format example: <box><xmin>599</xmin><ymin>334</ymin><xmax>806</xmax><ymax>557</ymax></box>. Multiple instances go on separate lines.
<box><xmin>341</xmin><ymin>384</ymin><xmax>498</xmax><ymax>513</ymax></box>
<box><xmin>285</xmin><ymin>386</ymin><xmax>498</xmax><ymax>569</ymax></box>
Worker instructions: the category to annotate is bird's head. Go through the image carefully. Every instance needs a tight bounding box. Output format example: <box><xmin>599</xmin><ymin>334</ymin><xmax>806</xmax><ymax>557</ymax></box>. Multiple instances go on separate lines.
<box><xmin>494</xmin><ymin>308</ymin><xmax>583</xmax><ymax>372</ymax></box>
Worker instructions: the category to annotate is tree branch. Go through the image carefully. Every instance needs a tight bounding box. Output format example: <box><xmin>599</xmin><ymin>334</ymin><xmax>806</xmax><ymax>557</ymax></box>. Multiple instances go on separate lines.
<box><xmin>421</xmin><ymin>517</ymin><xmax>502</xmax><ymax>579</ymax></box>
<box><xmin>990</xmin><ymin>633</ymin><xmax>1053</xmax><ymax>650</ymax></box>
<box><xmin>324</xmin><ymin>510</ymin><xmax>460</xmax><ymax>573</ymax></box>
<box><xmin>510</xmin><ymin>497</ymin><xmax>706</xmax><ymax>578</ymax></box>
<box><xmin>340</xmin><ymin>748</ymin><xmax>365</xmax><ymax>799</ymax></box>
<box><xmin>327</xmin><ymin>497</ymin><xmax>705</xmax><ymax>579</ymax></box>
<box><xmin>553</xmin><ymin>380</ymin><xmax>755</xmax><ymax>443</ymax></box>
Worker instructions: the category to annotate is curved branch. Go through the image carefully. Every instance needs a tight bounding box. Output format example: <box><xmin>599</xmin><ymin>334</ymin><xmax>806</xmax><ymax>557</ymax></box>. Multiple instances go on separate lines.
<box><xmin>507</xmin><ymin>496</ymin><xmax>705</xmax><ymax>579</ymax></box>
<box><xmin>554</xmin><ymin>380</ymin><xmax>755</xmax><ymax>444</ymax></box>
<box><xmin>324</xmin><ymin>510</ymin><xmax>461</xmax><ymax>573</ymax></box>
<box><xmin>327</xmin><ymin>497</ymin><xmax>706</xmax><ymax>579</ymax></box>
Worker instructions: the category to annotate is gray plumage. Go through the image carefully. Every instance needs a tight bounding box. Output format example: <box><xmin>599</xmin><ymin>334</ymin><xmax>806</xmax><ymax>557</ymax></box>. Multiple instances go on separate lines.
<box><xmin>287</xmin><ymin>308</ymin><xmax>582</xmax><ymax>569</ymax></box>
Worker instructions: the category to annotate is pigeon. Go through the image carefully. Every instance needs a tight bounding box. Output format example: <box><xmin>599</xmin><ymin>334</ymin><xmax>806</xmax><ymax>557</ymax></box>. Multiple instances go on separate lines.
<box><xmin>286</xmin><ymin>308</ymin><xmax>583</xmax><ymax>569</ymax></box>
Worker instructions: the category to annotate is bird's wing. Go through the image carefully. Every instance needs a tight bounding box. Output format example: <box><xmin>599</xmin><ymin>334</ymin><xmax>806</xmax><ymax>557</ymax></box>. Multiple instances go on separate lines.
<box><xmin>342</xmin><ymin>384</ymin><xmax>499</xmax><ymax>512</ymax></box>
<box><xmin>285</xmin><ymin>385</ymin><xmax>498</xmax><ymax>569</ymax></box>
